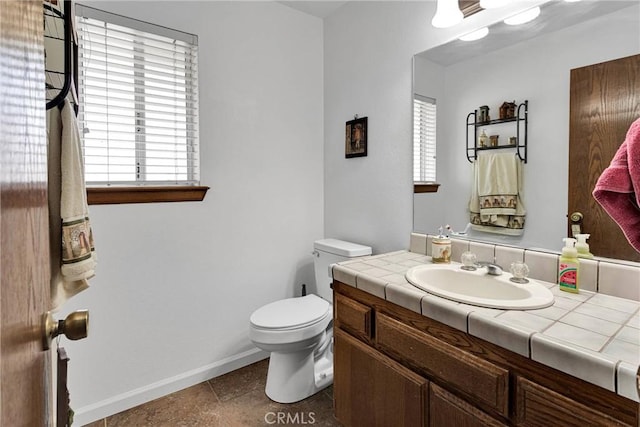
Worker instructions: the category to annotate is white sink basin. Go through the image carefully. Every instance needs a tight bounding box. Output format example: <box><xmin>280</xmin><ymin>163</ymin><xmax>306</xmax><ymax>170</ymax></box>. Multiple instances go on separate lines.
<box><xmin>405</xmin><ymin>264</ymin><xmax>554</xmax><ymax>310</ymax></box>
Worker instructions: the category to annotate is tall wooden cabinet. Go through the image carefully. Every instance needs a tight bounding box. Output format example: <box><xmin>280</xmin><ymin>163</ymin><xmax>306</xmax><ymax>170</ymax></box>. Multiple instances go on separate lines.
<box><xmin>332</xmin><ymin>281</ymin><xmax>638</xmax><ymax>427</ymax></box>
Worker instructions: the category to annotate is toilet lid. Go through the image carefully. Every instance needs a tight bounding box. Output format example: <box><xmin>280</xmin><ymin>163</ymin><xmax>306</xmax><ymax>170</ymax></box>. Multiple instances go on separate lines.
<box><xmin>250</xmin><ymin>295</ymin><xmax>330</xmax><ymax>330</ymax></box>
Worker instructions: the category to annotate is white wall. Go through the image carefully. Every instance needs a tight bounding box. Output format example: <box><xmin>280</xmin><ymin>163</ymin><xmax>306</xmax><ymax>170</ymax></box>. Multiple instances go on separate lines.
<box><xmin>323</xmin><ymin>2</ymin><xmax>429</xmax><ymax>254</ymax></box>
<box><xmin>60</xmin><ymin>2</ymin><xmax>324</xmax><ymax>424</ymax></box>
<box><xmin>322</xmin><ymin>1</ymin><xmax>549</xmax><ymax>254</ymax></box>
<box><xmin>414</xmin><ymin>4</ymin><xmax>640</xmax><ymax>250</ymax></box>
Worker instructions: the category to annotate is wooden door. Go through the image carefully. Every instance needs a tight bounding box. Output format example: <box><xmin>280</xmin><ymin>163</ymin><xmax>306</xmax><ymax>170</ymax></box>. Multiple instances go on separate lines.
<box><xmin>334</xmin><ymin>329</ymin><xmax>428</xmax><ymax>427</ymax></box>
<box><xmin>0</xmin><ymin>1</ymin><xmax>52</xmax><ymax>426</ymax></box>
<box><xmin>568</xmin><ymin>54</ymin><xmax>640</xmax><ymax>262</ymax></box>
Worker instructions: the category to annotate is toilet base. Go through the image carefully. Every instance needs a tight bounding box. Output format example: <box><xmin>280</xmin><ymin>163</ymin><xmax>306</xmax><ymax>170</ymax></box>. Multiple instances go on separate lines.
<box><xmin>264</xmin><ymin>335</ymin><xmax>333</xmax><ymax>403</ymax></box>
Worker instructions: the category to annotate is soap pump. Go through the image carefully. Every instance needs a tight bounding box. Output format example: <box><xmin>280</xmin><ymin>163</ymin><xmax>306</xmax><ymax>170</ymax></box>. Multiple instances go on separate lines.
<box><xmin>431</xmin><ymin>226</ymin><xmax>451</xmax><ymax>264</ymax></box>
<box><xmin>558</xmin><ymin>237</ymin><xmax>579</xmax><ymax>293</ymax></box>
<box><xmin>575</xmin><ymin>234</ymin><xmax>594</xmax><ymax>259</ymax></box>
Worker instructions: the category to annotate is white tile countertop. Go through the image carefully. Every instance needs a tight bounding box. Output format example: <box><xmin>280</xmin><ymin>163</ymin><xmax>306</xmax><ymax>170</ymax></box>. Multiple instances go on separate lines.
<box><xmin>331</xmin><ymin>250</ymin><xmax>640</xmax><ymax>402</ymax></box>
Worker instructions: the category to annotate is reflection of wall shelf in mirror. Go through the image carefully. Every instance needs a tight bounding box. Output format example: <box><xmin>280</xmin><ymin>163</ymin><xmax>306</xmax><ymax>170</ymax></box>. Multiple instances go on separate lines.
<box><xmin>466</xmin><ymin>100</ymin><xmax>528</xmax><ymax>163</ymax></box>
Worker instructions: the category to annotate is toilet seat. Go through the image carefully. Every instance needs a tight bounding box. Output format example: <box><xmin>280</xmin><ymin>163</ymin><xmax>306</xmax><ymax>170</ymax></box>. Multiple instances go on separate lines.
<box><xmin>250</xmin><ymin>294</ymin><xmax>330</xmax><ymax>331</ymax></box>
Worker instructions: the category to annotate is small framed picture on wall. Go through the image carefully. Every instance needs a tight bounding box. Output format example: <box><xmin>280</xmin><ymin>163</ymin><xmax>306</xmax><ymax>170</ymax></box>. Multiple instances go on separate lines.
<box><xmin>345</xmin><ymin>116</ymin><xmax>368</xmax><ymax>158</ymax></box>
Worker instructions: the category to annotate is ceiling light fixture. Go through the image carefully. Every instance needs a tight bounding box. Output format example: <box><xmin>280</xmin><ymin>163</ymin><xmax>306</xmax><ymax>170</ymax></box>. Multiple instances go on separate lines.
<box><xmin>431</xmin><ymin>0</ymin><xmax>463</xmax><ymax>28</ymax></box>
<box><xmin>504</xmin><ymin>6</ymin><xmax>541</xmax><ymax>25</ymax></box>
<box><xmin>459</xmin><ymin>27</ymin><xmax>489</xmax><ymax>41</ymax></box>
<box><xmin>479</xmin><ymin>0</ymin><xmax>509</xmax><ymax>9</ymax></box>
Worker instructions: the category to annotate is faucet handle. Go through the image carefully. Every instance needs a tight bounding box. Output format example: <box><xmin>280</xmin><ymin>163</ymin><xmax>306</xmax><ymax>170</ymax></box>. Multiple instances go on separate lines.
<box><xmin>509</xmin><ymin>261</ymin><xmax>530</xmax><ymax>283</ymax></box>
<box><xmin>460</xmin><ymin>251</ymin><xmax>477</xmax><ymax>271</ymax></box>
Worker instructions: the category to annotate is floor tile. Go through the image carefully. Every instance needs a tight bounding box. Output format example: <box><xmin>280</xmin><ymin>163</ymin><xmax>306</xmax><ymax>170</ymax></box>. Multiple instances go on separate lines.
<box><xmin>96</xmin><ymin>359</ymin><xmax>341</xmax><ymax>427</ymax></box>
<box><xmin>208</xmin><ymin>359</ymin><xmax>269</xmax><ymax>402</ymax></box>
<box><xmin>106</xmin><ymin>382</ymin><xmax>226</xmax><ymax>427</ymax></box>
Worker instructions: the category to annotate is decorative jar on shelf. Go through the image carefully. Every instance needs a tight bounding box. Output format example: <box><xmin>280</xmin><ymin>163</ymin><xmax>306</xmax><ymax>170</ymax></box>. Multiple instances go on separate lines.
<box><xmin>478</xmin><ymin>129</ymin><xmax>488</xmax><ymax>148</ymax></box>
<box><xmin>478</xmin><ymin>105</ymin><xmax>490</xmax><ymax>123</ymax></box>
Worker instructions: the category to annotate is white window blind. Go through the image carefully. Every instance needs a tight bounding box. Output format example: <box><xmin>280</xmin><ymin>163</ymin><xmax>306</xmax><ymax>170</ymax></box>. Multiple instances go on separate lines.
<box><xmin>76</xmin><ymin>5</ymin><xmax>199</xmax><ymax>186</ymax></box>
<box><xmin>413</xmin><ymin>94</ymin><xmax>437</xmax><ymax>183</ymax></box>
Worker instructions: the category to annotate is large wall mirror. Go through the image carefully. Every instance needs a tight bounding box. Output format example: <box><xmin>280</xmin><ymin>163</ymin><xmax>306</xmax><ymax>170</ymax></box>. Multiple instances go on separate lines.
<box><xmin>413</xmin><ymin>0</ymin><xmax>640</xmax><ymax>261</ymax></box>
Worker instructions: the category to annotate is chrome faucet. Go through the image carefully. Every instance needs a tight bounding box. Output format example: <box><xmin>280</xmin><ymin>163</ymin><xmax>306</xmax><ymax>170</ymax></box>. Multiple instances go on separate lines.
<box><xmin>475</xmin><ymin>261</ymin><xmax>503</xmax><ymax>276</ymax></box>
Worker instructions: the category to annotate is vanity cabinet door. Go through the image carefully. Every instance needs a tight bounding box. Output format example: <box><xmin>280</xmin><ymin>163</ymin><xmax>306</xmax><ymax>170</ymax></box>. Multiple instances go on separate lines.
<box><xmin>430</xmin><ymin>383</ymin><xmax>507</xmax><ymax>427</ymax></box>
<box><xmin>334</xmin><ymin>328</ymin><xmax>428</xmax><ymax>427</ymax></box>
<box><xmin>376</xmin><ymin>313</ymin><xmax>509</xmax><ymax>417</ymax></box>
<box><xmin>516</xmin><ymin>377</ymin><xmax>630</xmax><ymax>427</ymax></box>
<box><xmin>335</xmin><ymin>293</ymin><xmax>373</xmax><ymax>342</ymax></box>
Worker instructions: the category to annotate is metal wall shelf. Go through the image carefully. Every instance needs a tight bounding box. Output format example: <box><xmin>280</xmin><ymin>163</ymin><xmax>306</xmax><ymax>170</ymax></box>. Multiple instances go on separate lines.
<box><xmin>466</xmin><ymin>100</ymin><xmax>528</xmax><ymax>163</ymax></box>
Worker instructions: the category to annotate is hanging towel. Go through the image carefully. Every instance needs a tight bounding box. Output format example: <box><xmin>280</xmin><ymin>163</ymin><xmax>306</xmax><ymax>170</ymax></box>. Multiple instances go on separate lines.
<box><xmin>593</xmin><ymin>117</ymin><xmax>640</xmax><ymax>253</ymax></box>
<box><xmin>469</xmin><ymin>152</ymin><xmax>526</xmax><ymax>235</ymax></box>
<box><xmin>48</xmin><ymin>99</ymin><xmax>97</xmax><ymax>310</ymax></box>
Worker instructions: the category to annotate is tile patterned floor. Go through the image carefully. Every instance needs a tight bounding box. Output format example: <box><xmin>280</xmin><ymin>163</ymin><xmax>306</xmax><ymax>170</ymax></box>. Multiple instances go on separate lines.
<box><xmin>85</xmin><ymin>359</ymin><xmax>341</xmax><ymax>426</ymax></box>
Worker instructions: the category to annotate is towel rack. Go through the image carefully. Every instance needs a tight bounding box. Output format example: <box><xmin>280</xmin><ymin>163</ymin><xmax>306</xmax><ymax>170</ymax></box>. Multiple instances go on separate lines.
<box><xmin>44</xmin><ymin>0</ymin><xmax>78</xmax><ymax>111</ymax></box>
<box><xmin>466</xmin><ymin>100</ymin><xmax>528</xmax><ymax>163</ymax></box>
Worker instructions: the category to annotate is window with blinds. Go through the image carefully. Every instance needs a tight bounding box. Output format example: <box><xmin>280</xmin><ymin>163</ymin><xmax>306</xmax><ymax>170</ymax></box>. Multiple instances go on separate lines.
<box><xmin>413</xmin><ymin>94</ymin><xmax>437</xmax><ymax>183</ymax></box>
<box><xmin>76</xmin><ymin>5</ymin><xmax>199</xmax><ymax>186</ymax></box>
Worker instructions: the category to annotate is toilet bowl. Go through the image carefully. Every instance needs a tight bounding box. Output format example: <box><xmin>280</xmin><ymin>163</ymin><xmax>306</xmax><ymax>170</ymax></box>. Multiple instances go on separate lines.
<box><xmin>249</xmin><ymin>239</ymin><xmax>371</xmax><ymax>403</ymax></box>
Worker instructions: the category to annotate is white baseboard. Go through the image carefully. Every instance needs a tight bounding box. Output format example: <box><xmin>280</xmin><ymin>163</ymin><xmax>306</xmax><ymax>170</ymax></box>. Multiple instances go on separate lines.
<box><xmin>73</xmin><ymin>348</ymin><xmax>268</xmax><ymax>426</ymax></box>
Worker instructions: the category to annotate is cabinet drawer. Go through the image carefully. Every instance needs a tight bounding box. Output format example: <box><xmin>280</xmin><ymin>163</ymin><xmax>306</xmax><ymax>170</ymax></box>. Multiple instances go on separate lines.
<box><xmin>376</xmin><ymin>313</ymin><xmax>509</xmax><ymax>417</ymax></box>
<box><xmin>430</xmin><ymin>383</ymin><xmax>507</xmax><ymax>427</ymax></box>
<box><xmin>516</xmin><ymin>377</ymin><xmax>629</xmax><ymax>426</ymax></box>
<box><xmin>335</xmin><ymin>293</ymin><xmax>372</xmax><ymax>341</ymax></box>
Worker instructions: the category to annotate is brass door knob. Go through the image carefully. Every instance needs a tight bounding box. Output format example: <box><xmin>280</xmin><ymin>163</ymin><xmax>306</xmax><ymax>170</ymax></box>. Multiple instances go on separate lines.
<box><xmin>569</xmin><ymin>211</ymin><xmax>584</xmax><ymax>237</ymax></box>
<box><xmin>43</xmin><ymin>310</ymin><xmax>89</xmax><ymax>350</ymax></box>
<box><xmin>570</xmin><ymin>212</ymin><xmax>584</xmax><ymax>223</ymax></box>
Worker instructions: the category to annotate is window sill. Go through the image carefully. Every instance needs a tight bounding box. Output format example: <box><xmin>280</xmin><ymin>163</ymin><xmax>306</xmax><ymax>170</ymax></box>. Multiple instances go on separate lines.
<box><xmin>414</xmin><ymin>182</ymin><xmax>440</xmax><ymax>193</ymax></box>
<box><xmin>87</xmin><ymin>186</ymin><xmax>209</xmax><ymax>205</ymax></box>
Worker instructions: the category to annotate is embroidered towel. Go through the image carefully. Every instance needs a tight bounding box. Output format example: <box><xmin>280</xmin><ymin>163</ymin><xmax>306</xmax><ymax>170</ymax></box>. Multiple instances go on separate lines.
<box><xmin>469</xmin><ymin>152</ymin><xmax>526</xmax><ymax>236</ymax></box>
<box><xmin>48</xmin><ymin>99</ymin><xmax>97</xmax><ymax>310</ymax></box>
<box><xmin>593</xmin><ymin>117</ymin><xmax>640</xmax><ymax>253</ymax></box>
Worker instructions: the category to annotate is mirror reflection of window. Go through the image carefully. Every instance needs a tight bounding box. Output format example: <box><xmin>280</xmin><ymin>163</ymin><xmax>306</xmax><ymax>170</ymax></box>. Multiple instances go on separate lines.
<box><xmin>413</xmin><ymin>94</ymin><xmax>437</xmax><ymax>183</ymax></box>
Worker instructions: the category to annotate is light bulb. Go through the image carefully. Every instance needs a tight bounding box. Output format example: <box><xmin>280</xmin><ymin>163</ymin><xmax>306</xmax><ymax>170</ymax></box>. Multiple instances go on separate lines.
<box><xmin>431</xmin><ymin>0</ymin><xmax>463</xmax><ymax>28</ymax></box>
<box><xmin>459</xmin><ymin>27</ymin><xmax>489</xmax><ymax>41</ymax></box>
<box><xmin>504</xmin><ymin>6</ymin><xmax>541</xmax><ymax>25</ymax></box>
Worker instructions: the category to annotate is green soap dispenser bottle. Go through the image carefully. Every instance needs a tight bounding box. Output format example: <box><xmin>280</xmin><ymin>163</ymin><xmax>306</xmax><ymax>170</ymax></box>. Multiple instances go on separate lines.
<box><xmin>575</xmin><ymin>234</ymin><xmax>594</xmax><ymax>259</ymax></box>
<box><xmin>559</xmin><ymin>237</ymin><xmax>580</xmax><ymax>293</ymax></box>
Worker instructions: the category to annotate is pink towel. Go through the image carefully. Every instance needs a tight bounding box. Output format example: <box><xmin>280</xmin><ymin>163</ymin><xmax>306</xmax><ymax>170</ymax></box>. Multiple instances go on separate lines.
<box><xmin>593</xmin><ymin>117</ymin><xmax>640</xmax><ymax>253</ymax></box>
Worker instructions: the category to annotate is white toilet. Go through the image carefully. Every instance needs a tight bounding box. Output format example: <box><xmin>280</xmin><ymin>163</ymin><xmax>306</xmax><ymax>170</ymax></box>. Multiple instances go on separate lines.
<box><xmin>249</xmin><ymin>238</ymin><xmax>372</xmax><ymax>403</ymax></box>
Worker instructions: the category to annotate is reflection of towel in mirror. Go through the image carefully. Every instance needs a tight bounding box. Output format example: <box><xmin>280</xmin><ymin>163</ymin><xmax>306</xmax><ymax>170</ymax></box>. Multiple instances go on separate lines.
<box><xmin>469</xmin><ymin>152</ymin><xmax>526</xmax><ymax>235</ymax></box>
<box><xmin>593</xmin><ymin>117</ymin><xmax>640</xmax><ymax>253</ymax></box>
<box><xmin>48</xmin><ymin>98</ymin><xmax>97</xmax><ymax>310</ymax></box>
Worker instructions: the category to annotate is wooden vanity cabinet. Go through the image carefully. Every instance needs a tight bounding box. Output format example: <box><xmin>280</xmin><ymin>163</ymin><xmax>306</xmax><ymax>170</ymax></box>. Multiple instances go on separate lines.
<box><xmin>429</xmin><ymin>383</ymin><xmax>507</xmax><ymax>427</ymax></box>
<box><xmin>376</xmin><ymin>313</ymin><xmax>509</xmax><ymax>418</ymax></box>
<box><xmin>332</xmin><ymin>281</ymin><xmax>639</xmax><ymax>427</ymax></box>
<box><xmin>335</xmin><ymin>293</ymin><xmax>372</xmax><ymax>344</ymax></box>
<box><xmin>334</xmin><ymin>329</ymin><xmax>428</xmax><ymax>427</ymax></box>
<box><xmin>515</xmin><ymin>377</ymin><xmax>630</xmax><ymax>427</ymax></box>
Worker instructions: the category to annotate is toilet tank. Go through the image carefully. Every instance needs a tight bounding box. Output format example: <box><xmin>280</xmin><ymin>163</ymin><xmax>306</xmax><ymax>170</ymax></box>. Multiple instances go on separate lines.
<box><xmin>313</xmin><ymin>239</ymin><xmax>371</xmax><ymax>302</ymax></box>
